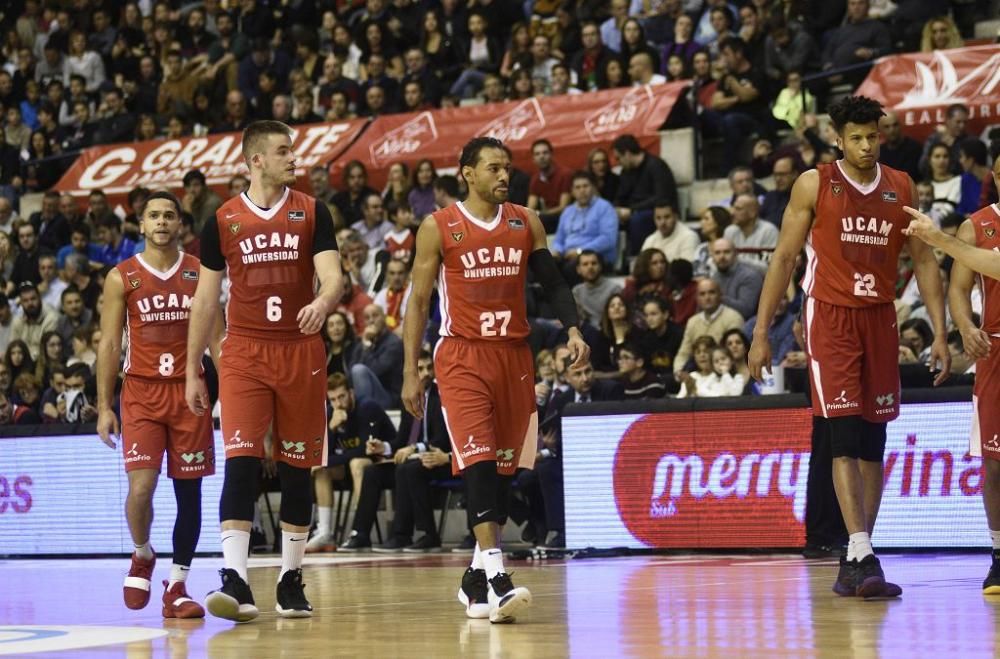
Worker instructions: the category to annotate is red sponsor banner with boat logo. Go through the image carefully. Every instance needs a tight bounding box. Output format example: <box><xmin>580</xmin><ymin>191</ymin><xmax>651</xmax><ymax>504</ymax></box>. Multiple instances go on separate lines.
<box><xmin>53</xmin><ymin>119</ymin><xmax>368</xmax><ymax>204</ymax></box>
<box><xmin>331</xmin><ymin>82</ymin><xmax>687</xmax><ymax>189</ymax></box>
<box><xmin>856</xmin><ymin>45</ymin><xmax>1000</xmax><ymax>141</ymax></box>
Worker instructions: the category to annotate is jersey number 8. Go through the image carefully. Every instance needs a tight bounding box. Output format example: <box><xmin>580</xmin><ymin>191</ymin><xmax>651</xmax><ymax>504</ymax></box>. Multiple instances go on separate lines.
<box><xmin>159</xmin><ymin>352</ymin><xmax>175</xmax><ymax>377</ymax></box>
<box><xmin>480</xmin><ymin>310</ymin><xmax>511</xmax><ymax>337</ymax></box>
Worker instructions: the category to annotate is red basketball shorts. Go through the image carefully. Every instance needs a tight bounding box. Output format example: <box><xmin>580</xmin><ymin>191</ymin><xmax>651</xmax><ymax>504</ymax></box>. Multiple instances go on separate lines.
<box><xmin>121</xmin><ymin>377</ymin><xmax>215</xmax><ymax>479</ymax></box>
<box><xmin>434</xmin><ymin>338</ymin><xmax>538</xmax><ymax>476</ymax></box>
<box><xmin>219</xmin><ymin>333</ymin><xmax>328</xmax><ymax>467</ymax></box>
<box><xmin>972</xmin><ymin>336</ymin><xmax>1000</xmax><ymax>460</ymax></box>
<box><xmin>802</xmin><ymin>298</ymin><xmax>900</xmax><ymax>422</ymax></box>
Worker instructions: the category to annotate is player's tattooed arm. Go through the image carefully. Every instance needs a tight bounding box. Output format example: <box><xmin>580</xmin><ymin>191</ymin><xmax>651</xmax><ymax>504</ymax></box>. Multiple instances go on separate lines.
<box><xmin>96</xmin><ymin>268</ymin><xmax>126</xmax><ymax>448</ymax></box>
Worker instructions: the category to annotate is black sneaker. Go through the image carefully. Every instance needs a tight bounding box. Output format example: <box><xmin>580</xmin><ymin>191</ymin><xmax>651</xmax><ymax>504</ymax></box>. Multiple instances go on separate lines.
<box><xmin>856</xmin><ymin>554</ymin><xmax>901</xmax><ymax>599</ymax></box>
<box><xmin>487</xmin><ymin>573</ymin><xmax>532</xmax><ymax>624</ymax></box>
<box><xmin>456</xmin><ymin>567</ymin><xmax>489</xmax><ymax>619</ymax></box>
<box><xmin>832</xmin><ymin>557</ymin><xmax>858</xmax><ymax>596</ymax></box>
<box><xmin>206</xmin><ymin>568</ymin><xmax>259</xmax><ymax>623</ymax></box>
<box><xmin>275</xmin><ymin>568</ymin><xmax>312</xmax><ymax>618</ymax></box>
<box><xmin>451</xmin><ymin>535</ymin><xmax>476</xmax><ymax>553</ymax></box>
<box><xmin>403</xmin><ymin>534</ymin><xmax>442</xmax><ymax>553</ymax></box>
<box><xmin>338</xmin><ymin>533</ymin><xmax>371</xmax><ymax>552</ymax></box>
<box><xmin>984</xmin><ymin>551</ymin><xmax>1000</xmax><ymax>595</ymax></box>
<box><xmin>539</xmin><ymin>532</ymin><xmax>566</xmax><ymax>550</ymax></box>
<box><xmin>372</xmin><ymin>536</ymin><xmax>411</xmax><ymax>553</ymax></box>
<box><xmin>803</xmin><ymin>542</ymin><xmax>846</xmax><ymax>559</ymax></box>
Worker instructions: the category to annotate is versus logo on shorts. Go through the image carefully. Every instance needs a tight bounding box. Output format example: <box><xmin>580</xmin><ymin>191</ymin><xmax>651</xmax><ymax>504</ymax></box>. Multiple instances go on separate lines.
<box><xmin>282</xmin><ymin>441</ymin><xmax>307</xmax><ymax>460</ymax></box>
<box><xmin>181</xmin><ymin>451</ymin><xmax>205</xmax><ymax>464</ymax></box>
<box><xmin>496</xmin><ymin>448</ymin><xmax>515</xmax><ymax>467</ymax></box>
<box><xmin>874</xmin><ymin>392</ymin><xmax>896</xmax><ymax>414</ymax></box>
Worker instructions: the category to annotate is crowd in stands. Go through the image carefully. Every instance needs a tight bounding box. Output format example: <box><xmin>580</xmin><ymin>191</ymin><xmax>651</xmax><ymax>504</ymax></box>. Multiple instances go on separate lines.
<box><xmin>0</xmin><ymin>0</ymin><xmax>997</xmax><ymax>550</ymax></box>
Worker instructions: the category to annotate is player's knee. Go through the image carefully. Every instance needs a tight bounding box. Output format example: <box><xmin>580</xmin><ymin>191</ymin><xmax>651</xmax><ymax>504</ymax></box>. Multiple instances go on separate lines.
<box><xmin>277</xmin><ymin>462</ymin><xmax>313</xmax><ymax>527</ymax></box>
<box><xmin>219</xmin><ymin>456</ymin><xmax>261</xmax><ymax>522</ymax></box>
<box><xmin>828</xmin><ymin>415</ymin><xmax>864</xmax><ymax>459</ymax></box>
<box><xmin>464</xmin><ymin>461</ymin><xmax>500</xmax><ymax>524</ymax></box>
<box><xmin>858</xmin><ymin>420</ymin><xmax>887</xmax><ymax>462</ymax></box>
<box><xmin>349</xmin><ymin>457</ymin><xmax>372</xmax><ymax>475</ymax></box>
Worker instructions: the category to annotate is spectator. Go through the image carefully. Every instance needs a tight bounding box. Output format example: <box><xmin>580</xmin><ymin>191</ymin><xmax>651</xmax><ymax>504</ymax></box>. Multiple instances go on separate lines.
<box><xmin>900</xmin><ymin>317</ymin><xmax>934</xmax><ymax>364</ymax></box>
<box><xmin>351</xmin><ymin>193</ymin><xmax>392</xmax><ymax>253</ymax></box>
<box><xmin>13</xmin><ymin>372</ymin><xmax>42</xmax><ymax>415</ymax></box>
<box><xmin>95</xmin><ymin>216</ymin><xmax>137</xmax><ymax>265</ymax></box>
<box><xmin>0</xmin><ymin>198</ymin><xmax>16</xmax><ymax>234</ymax></box>
<box><xmin>771</xmin><ymin>70</ymin><xmax>815</xmax><ymax>131</ymax></box>
<box><xmin>704</xmin><ymin>37</ymin><xmax>770</xmax><ymax>171</ymax></box>
<box><xmin>527</xmin><ymin>139</ymin><xmax>574</xmax><ymax>233</ymax></box>
<box><xmin>570</xmin><ymin>21</ymin><xmax>615</xmax><ymax>92</ymax></box>
<box><xmin>28</xmin><ymin>190</ymin><xmax>69</xmax><ymax>254</ymax></box>
<box><xmin>408</xmin><ymin>159</ymin><xmax>437</xmax><ymax>219</ymax></box>
<box><xmin>178</xmin><ymin>212</ymin><xmax>201</xmax><ymax>259</ymax></box>
<box><xmin>56</xmin><ymin>225</ymin><xmax>100</xmax><ymax>269</ymax></box>
<box><xmin>238</xmin><ymin>39</ymin><xmax>292</xmax><ymax>110</ymax></box>
<box><xmin>549</xmin><ymin>63</ymin><xmax>581</xmax><ymax>96</ymax></box>
<box><xmin>449</xmin><ymin>12</ymin><xmax>502</xmax><ymax>99</ymax></box>
<box><xmin>62</xmin><ymin>253</ymin><xmax>100</xmax><ymax>310</ymax></box>
<box><xmin>204</xmin><ymin>10</ymin><xmax>250</xmax><ymax>91</ymax></box>
<box><xmin>11</xmin><ymin>223</ymin><xmax>42</xmax><ymax>286</ymax></box>
<box><xmin>641</xmin><ymin>204</ymin><xmax>699</xmax><ymax>262</ymax></box>
<box><xmin>59</xmin><ymin>362</ymin><xmax>96</xmax><ymax>422</ymax></box>
<box><xmin>63</xmin><ymin>30</ymin><xmax>105</xmax><ymax>94</ymax></box>
<box><xmin>349</xmin><ymin>304</ymin><xmax>403</xmax><ymax>409</ymax></box>
<box><xmin>382</xmin><ymin>163</ymin><xmax>410</xmax><ymax>210</ymax></box>
<box><xmin>723</xmin><ymin>193</ymin><xmax>778</xmax><ymax>270</ymax></box>
<box><xmin>669</xmin><ymin>258</ymin><xmax>699</xmax><ymax>327</ymax></box>
<box><xmin>587</xmin><ymin>147</ymin><xmax>620</xmax><ymax>204</ymax></box>
<box><xmin>323</xmin><ymin>311</ymin><xmax>357</xmax><ymax>377</ymax></box>
<box><xmin>927</xmin><ymin>143</ymin><xmax>962</xmax><ymax>219</ymax></box>
<box><xmin>638</xmin><ymin>297</ymin><xmax>685</xmax><ymax>376</ymax></box>
<box><xmin>333</xmin><ymin>161</ymin><xmax>379</xmax><ymax>227</ymax></box>
<box><xmin>760</xmin><ymin>157</ymin><xmax>799</xmax><ymax>228</ymax></box>
<box><xmin>662</xmin><ymin>14</ymin><xmax>700</xmax><ymax>69</ymax></box>
<box><xmin>763</xmin><ymin>18</ymin><xmax>818</xmax><ymax>84</ymax></box>
<box><xmin>66</xmin><ymin>325</ymin><xmax>96</xmax><ymax>369</ymax></box>
<box><xmin>722</xmin><ymin>328</ymin><xmax>754</xmax><ymax>383</ymax></box>
<box><xmin>617</xmin><ymin>341</ymin><xmax>667</xmax><ymax>400</ymax></box>
<box><xmin>0</xmin><ymin>292</ymin><xmax>12</xmax><ymax>352</ymax></box>
<box><xmin>181</xmin><ymin>169</ymin><xmax>223</xmax><ymax>234</ymax></box>
<box><xmin>0</xmin><ymin>390</ymin><xmax>41</xmax><ymax>425</ymax></box>
<box><xmin>677</xmin><ymin>335</ymin><xmax>715</xmax><ymax>397</ymax></box>
<box><xmin>613</xmin><ymin>133</ymin><xmax>679</xmax><ymax>257</ymax></box>
<box><xmin>336</xmin><ymin>272</ymin><xmax>375</xmax><ymax>335</ymax></box>
<box><xmin>309</xmin><ymin>165</ymin><xmax>337</xmax><ymax>206</ymax></box>
<box><xmin>592</xmin><ymin>293</ymin><xmax>638</xmax><ymax>375</ymax></box>
<box><xmin>433</xmin><ymin>175</ymin><xmax>460</xmax><ymax>211</ymax></box>
<box><xmin>34</xmin><ymin>330</ymin><xmax>63</xmax><ymax>382</ymax></box>
<box><xmin>744</xmin><ymin>287</ymin><xmax>799</xmax><ymax>367</ymax></box>
<box><xmin>5</xmin><ymin>107</ymin><xmax>31</xmax><ymax>152</ymax></box>
<box><xmin>600</xmin><ymin>0</ymin><xmax>631</xmax><ymax>53</ymax></box>
<box><xmin>36</xmin><ymin>254</ymin><xmax>65</xmax><ymax>310</ymax></box>
<box><xmin>534</xmin><ymin>346</ymin><xmax>571</xmax><ymax>413</ymax></box>
<box><xmin>674</xmin><ymin>279</ymin><xmax>744</xmax><ymax>374</ymax></box>
<box><xmin>535</xmin><ymin>360</ymin><xmax>623</xmax><ymax>547</ymax></box>
<box><xmin>622</xmin><ymin>248</ymin><xmax>672</xmax><ymax>310</ymax></box>
<box><xmin>359</xmin><ymin>55</ymin><xmax>399</xmax><ymax>115</ymax></box>
<box><xmin>628</xmin><ymin>52</ymin><xmax>666</xmax><ymax>86</ymax></box>
<box><xmin>372</xmin><ymin>258</ymin><xmax>410</xmax><ymax>335</ymax></box>
<box><xmin>712</xmin><ymin>238</ymin><xmax>764</xmax><ymax>320</ymax></box>
<box><xmin>402</xmin><ymin>48</ymin><xmax>442</xmax><ymax>107</ymax></box>
<box><xmin>621</xmin><ymin>18</ymin><xmax>661</xmax><ymax>74</ymax></box>
<box><xmin>228</xmin><ymin>174</ymin><xmax>250</xmax><ymax>198</ymax></box>
<box><xmin>878</xmin><ymin>111</ymin><xmax>922</xmax><ymax>182</ymax></box>
<box><xmin>341</xmin><ymin>230</ymin><xmax>379</xmax><ymax>294</ymax></box>
<box><xmin>920</xmin><ymin>16</ymin><xmax>962</xmax><ymax>52</ymax></box>
<box><xmin>552</xmin><ymin>171</ymin><xmax>618</xmax><ymax>281</ymax></box>
<box><xmin>84</xmin><ymin>189</ymin><xmax>115</xmax><ymax>228</ymax></box>
<box><xmin>92</xmin><ymin>87</ymin><xmax>136</xmax><ymax>145</ymax></box>
<box><xmin>211</xmin><ymin>90</ymin><xmax>251</xmax><ymax>134</ymax></box>
<box><xmin>515</xmin><ymin>34</ymin><xmax>561</xmax><ymax>90</ymax></box>
<box><xmin>919</xmin><ymin>104</ymin><xmax>971</xmax><ymax>178</ymax></box>
<box><xmin>958</xmin><ymin>138</ymin><xmax>990</xmax><ymax>216</ymax></box>
<box><xmin>384</xmin><ymin>201</ymin><xmax>416</xmax><ymax>265</ymax></box>
<box><xmin>5</xmin><ymin>339</ymin><xmax>36</xmax><ymax>382</ymax></box>
<box><xmin>373</xmin><ymin>351</ymin><xmax>452</xmax><ymax>553</ymax></box>
<box><xmin>820</xmin><ymin>0</ymin><xmax>890</xmax><ymax>78</ymax></box>
<box><xmin>39</xmin><ymin>364</ymin><xmax>65</xmax><ymax>422</ymax></box>
<box><xmin>572</xmin><ymin>251</ymin><xmax>622</xmax><ymax>329</ymax></box>
<box><xmin>157</xmin><ymin>50</ymin><xmax>208</xmax><ymax>117</ymax></box>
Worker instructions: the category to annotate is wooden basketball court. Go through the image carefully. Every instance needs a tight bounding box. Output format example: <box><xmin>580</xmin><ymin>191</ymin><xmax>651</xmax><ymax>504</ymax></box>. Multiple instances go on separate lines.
<box><xmin>1</xmin><ymin>552</ymin><xmax>998</xmax><ymax>657</ymax></box>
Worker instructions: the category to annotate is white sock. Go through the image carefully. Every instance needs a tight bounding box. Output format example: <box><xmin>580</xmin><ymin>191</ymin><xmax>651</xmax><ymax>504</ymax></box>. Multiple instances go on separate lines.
<box><xmin>990</xmin><ymin>529</ymin><xmax>1000</xmax><ymax>551</ymax></box>
<box><xmin>280</xmin><ymin>530</ymin><xmax>308</xmax><ymax>580</ymax></box>
<box><xmin>847</xmin><ymin>532</ymin><xmax>873</xmax><ymax>561</ymax></box>
<box><xmin>168</xmin><ymin>564</ymin><xmax>190</xmax><ymax>590</ymax></box>
<box><xmin>221</xmin><ymin>529</ymin><xmax>251</xmax><ymax>581</ymax></box>
<box><xmin>134</xmin><ymin>541</ymin><xmax>153</xmax><ymax>560</ymax></box>
<box><xmin>482</xmin><ymin>548</ymin><xmax>504</xmax><ymax>581</ymax></box>
<box><xmin>317</xmin><ymin>507</ymin><xmax>333</xmax><ymax>537</ymax></box>
<box><xmin>471</xmin><ymin>543</ymin><xmax>484</xmax><ymax>570</ymax></box>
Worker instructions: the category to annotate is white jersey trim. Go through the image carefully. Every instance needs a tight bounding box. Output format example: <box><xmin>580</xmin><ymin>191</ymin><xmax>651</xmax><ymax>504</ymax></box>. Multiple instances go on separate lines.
<box><xmin>803</xmin><ymin>297</ymin><xmax>828</xmax><ymax>417</ymax></box>
<box><xmin>835</xmin><ymin>160</ymin><xmax>881</xmax><ymax>196</ymax></box>
<box><xmin>992</xmin><ymin>203</ymin><xmax>1000</xmax><ymax>218</ymax></box>
<box><xmin>457</xmin><ymin>201</ymin><xmax>503</xmax><ymax>231</ymax></box>
<box><xmin>240</xmin><ymin>187</ymin><xmax>290</xmax><ymax>221</ymax></box>
<box><xmin>135</xmin><ymin>253</ymin><xmax>184</xmax><ymax>281</ymax></box>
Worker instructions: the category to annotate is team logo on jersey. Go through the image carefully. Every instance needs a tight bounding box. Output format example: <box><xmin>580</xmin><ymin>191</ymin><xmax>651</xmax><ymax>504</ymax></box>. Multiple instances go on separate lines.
<box><xmin>831</xmin><ymin>182</ymin><xmax>843</xmax><ymax>196</ymax></box>
<box><xmin>507</xmin><ymin>218</ymin><xmax>525</xmax><ymax>230</ymax></box>
<box><xmin>128</xmin><ymin>276</ymin><xmax>141</xmax><ymax>289</ymax></box>
<box><xmin>881</xmin><ymin>190</ymin><xmax>897</xmax><ymax>202</ymax></box>
<box><xmin>288</xmin><ymin>209</ymin><xmax>305</xmax><ymax>222</ymax></box>
<box><xmin>229</xmin><ymin>222</ymin><xmax>241</xmax><ymax>234</ymax></box>
<box><xmin>182</xmin><ymin>270</ymin><xmax>198</xmax><ymax>280</ymax></box>
<box><xmin>987</xmin><ymin>227</ymin><xmax>996</xmax><ymax>238</ymax></box>
<box><xmin>451</xmin><ymin>231</ymin><xmax>464</xmax><ymax>243</ymax></box>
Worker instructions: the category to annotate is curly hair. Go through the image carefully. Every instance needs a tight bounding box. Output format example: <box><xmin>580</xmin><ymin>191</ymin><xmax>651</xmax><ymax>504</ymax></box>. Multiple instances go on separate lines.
<box><xmin>828</xmin><ymin>96</ymin><xmax>884</xmax><ymax>133</ymax></box>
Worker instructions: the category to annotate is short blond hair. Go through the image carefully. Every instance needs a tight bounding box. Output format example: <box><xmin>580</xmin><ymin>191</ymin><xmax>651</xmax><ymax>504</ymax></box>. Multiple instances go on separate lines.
<box><xmin>241</xmin><ymin>120</ymin><xmax>293</xmax><ymax>165</ymax></box>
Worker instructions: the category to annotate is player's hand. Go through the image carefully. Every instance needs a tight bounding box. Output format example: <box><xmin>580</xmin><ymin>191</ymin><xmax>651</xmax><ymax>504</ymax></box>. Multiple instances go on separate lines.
<box><xmin>420</xmin><ymin>447</ymin><xmax>449</xmax><ymax>469</ymax></box>
<box><xmin>929</xmin><ymin>336</ymin><xmax>951</xmax><ymax>386</ymax></box>
<box><xmin>96</xmin><ymin>408</ymin><xmax>120</xmax><ymax>449</ymax></box>
<box><xmin>566</xmin><ymin>328</ymin><xmax>590</xmax><ymax>370</ymax></box>
<box><xmin>960</xmin><ymin>325</ymin><xmax>992</xmax><ymax>361</ymax></box>
<box><xmin>394</xmin><ymin>445</ymin><xmax>416</xmax><ymax>464</ymax></box>
<box><xmin>748</xmin><ymin>334</ymin><xmax>772</xmax><ymax>382</ymax></box>
<box><xmin>901</xmin><ymin>206</ymin><xmax>944</xmax><ymax>247</ymax></box>
<box><xmin>402</xmin><ymin>370</ymin><xmax>425</xmax><ymax>420</ymax></box>
<box><xmin>186</xmin><ymin>374</ymin><xmax>210</xmax><ymax>416</ymax></box>
<box><xmin>297</xmin><ymin>300</ymin><xmax>327</xmax><ymax>334</ymax></box>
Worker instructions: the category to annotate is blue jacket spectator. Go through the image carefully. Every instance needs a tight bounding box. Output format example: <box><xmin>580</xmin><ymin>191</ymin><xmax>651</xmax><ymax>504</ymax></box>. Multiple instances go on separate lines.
<box><xmin>94</xmin><ymin>217</ymin><xmax>138</xmax><ymax>265</ymax></box>
<box><xmin>552</xmin><ymin>172</ymin><xmax>618</xmax><ymax>268</ymax></box>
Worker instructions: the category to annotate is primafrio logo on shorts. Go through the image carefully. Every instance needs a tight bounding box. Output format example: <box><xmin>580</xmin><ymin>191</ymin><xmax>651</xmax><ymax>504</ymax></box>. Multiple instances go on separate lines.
<box><xmin>226</xmin><ymin>429</ymin><xmax>254</xmax><ymax>451</ymax></box>
<box><xmin>123</xmin><ymin>443</ymin><xmax>152</xmax><ymax>464</ymax></box>
<box><xmin>460</xmin><ymin>435</ymin><xmax>491</xmax><ymax>460</ymax></box>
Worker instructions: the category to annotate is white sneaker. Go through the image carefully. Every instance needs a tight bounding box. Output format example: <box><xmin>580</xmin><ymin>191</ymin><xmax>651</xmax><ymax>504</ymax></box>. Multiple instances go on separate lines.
<box><xmin>486</xmin><ymin>573</ymin><xmax>532</xmax><ymax>624</ymax></box>
<box><xmin>305</xmin><ymin>532</ymin><xmax>335</xmax><ymax>553</ymax></box>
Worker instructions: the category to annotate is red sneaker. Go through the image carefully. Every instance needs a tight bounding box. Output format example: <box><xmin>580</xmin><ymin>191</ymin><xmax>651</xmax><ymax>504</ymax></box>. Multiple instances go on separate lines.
<box><xmin>162</xmin><ymin>580</ymin><xmax>206</xmax><ymax>619</ymax></box>
<box><xmin>123</xmin><ymin>551</ymin><xmax>156</xmax><ymax>610</ymax></box>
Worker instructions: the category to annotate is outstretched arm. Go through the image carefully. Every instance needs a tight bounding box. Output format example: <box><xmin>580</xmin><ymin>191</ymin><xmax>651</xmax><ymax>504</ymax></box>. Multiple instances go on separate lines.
<box><xmin>903</xmin><ymin>206</ymin><xmax>1000</xmax><ymax>280</ymax></box>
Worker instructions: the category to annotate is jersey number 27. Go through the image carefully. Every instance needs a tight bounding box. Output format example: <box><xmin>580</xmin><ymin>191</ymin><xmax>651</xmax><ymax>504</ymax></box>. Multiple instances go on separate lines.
<box><xmin>480</xmin><ymin>310</ymin><xmax>511</xmax><ymax>337</ymax></box>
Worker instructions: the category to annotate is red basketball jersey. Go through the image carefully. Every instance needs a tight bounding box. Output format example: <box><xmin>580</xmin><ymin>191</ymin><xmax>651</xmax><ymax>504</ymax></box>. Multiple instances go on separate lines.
<box><xmin>215</xmin><ymin>188</ymin><xmax>319</xmax><ymax>341</ymax></box>
<box><xmin>117</xmin><ymin>252</ymin><xmax>201</xmax><ymax>380</ymax></box>
<box><xmin>972</xmin><ymin>204</ymin><xmax>1000</xmax><ymax>335</ymax></box>
<box><xmin>385</xmin><ymin>228</ymin><xmax>415</xmax><ymax>263</ymax></box>
<box><xmin>801</xmin><ymin>161</ymin><xmax>913</xmax><ymax>307</ymax></box>
<box><xmin>434</xmin><ymin>202</ymin><xmax>534</xmax><ymax>342</ymax></box>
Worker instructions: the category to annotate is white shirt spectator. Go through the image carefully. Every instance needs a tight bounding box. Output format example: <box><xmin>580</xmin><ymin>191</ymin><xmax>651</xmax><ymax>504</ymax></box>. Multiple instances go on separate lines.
<box><xmin>641</xmin><ymin>222</ymin><xmax>700</xmax><ymax>262</ymax></box>
<box><xmin>678</xmin><ymin>371</ymin><xmax>745</xmax><ymax>397</ymax></box>
<box><xmin>723</xmin><ymin>220</ymin><xmax>779</xmax><ymax>270</ymax></box>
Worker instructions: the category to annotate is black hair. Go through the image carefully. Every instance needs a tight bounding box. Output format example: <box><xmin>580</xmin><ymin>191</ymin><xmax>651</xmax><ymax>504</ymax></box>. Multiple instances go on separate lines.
<box><xmin>459</xmin><ymin>137</ymin><xmax>507</xmax><ymax>176</ymax></box>
<box><xmin>433</xmin><ymin>174</ymin><xmax>460</xmax><ymax>199</ymax></box>
<box><xmin>611</xmin><ymin>134</ymin><xmax>641</xmax><ymax>155</ymax></box>
<box><xmin>828</xmin><ymin>96</ymin><xmax>885</xmax><ymax>133</ymax></box>
<box><xmin>959</xmin><ymin>137</ymin><xmax>988</xmax><ymax>166</ymax></box>
<box><xmin>144</xmin><ymin>190</ymin><xmax>182</xmax><ymax>216</ymax></box>
<box><xmin>182</xmin><ymin>169</ymin><xmax>206</xmax><ymax>186</ymax></box>
<box><xmin>571</xmin><ymin>170</ymin><xmax>595</xmax><ymax>185</ymax></box>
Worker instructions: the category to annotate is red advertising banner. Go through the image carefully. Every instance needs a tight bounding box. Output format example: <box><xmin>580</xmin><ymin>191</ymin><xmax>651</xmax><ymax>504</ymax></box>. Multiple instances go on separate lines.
<box><xmin>330</xmin><ymin>83</ymin><xmax>687</xmax><ymax>190</ymax></box>
<box><xmin>856</xmin><ymin>44</ymin><xmax>1000</xmax><ymax>141</ymax></box>
<box><xmin>53</xmin><ymin>119</ymin><xmax>368</xmax><ymax>204</ymax></box>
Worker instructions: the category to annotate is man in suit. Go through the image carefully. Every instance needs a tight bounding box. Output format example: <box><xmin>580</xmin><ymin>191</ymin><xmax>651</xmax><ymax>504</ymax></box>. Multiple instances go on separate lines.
<box><xmin>373</xmin><ymin>351</ymin><xmax>453</xmax><ymax>553</ymax></box>
<box><xmin>528</xmin><ymin>361</ymin><xmax>623</xmax><ymax>548</ymax></box>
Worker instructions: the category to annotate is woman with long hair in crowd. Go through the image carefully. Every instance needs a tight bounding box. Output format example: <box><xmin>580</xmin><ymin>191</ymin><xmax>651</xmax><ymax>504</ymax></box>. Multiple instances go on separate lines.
<box><xmin>508</xmin><ymin>68</ymin><xmax>535</xmax><ymax>100</ymax></box>
<box><xmin>927</xmin><ymin>142</ymin><xmax>963</xmax><ymax>218</ymax></box>
<box><xmin>676</xmin><ymin>335</ymin><xmax>717</xmax><ymax>398</ymax></box>
<box><xmin>597</xmin><ymin>57</ymin><xmax>630</xmax><ymax>89</ymax></box>
<box><xmin>382</xmin><ymin>162</ymin><xmax>411</xmax><ymax>209</ymax></box>
<box><xmin>920</xmin><ymin>16</ymin><xmax>963</xmax><ymax>52</ymax></box>
<box><xmin>408</xmin><ymin>159</ymin><xmax>438</xmax><ymax>219</ymax></box>
<box><xmin>587</xmin><ymin>147</ymin><xmax>619</xmax><ymax>203</ymax></box>
<box><xmin>622</xmin><ymin>248</ymin><xmax>671</xmax><ymax>315</ymax></box>
<box><xmin>499</xmin><ymin>23</ymin><xmax>533</xmax><ymax>80</ymax></box>
<box><xmin>593</xmin><ymin>293</ymin><xmax>638</xmax><ymax>376</ymax></box>
<box><xmin>721</xmin><ymin>328</ymin><xmax>753</xmax><ymax>392</ymax></box>
<box><xmin>620</xmin><ymin>18</ymin><xmax>660</xmax><ymax>73</ymax></box>
<box><xmin>324</xmin><ymin>311</ymin><xmax>357</xmax><ymax>376</ymax></box>
<box><xmin>35</xmin><ymin>331</ymin><xmax>65</xmax><ymax>385</ymax></box>
<box><xmin>692</xmin><ymin>206</ymin><xmax>732</xmax><ymax>278</ymax></box>
<box><xmin>5</xmin><ymin>339</ymin><xmax>35</xmax><ymax>382</ymax></box>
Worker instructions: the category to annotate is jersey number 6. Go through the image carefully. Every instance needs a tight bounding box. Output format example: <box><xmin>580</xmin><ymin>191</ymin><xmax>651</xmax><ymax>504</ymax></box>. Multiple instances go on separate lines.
<box><xmin>267</xmin><ymin>296</ymin><xmax>282</xmax><ymax>322</ymax></box>
<box><xmin>480</xmin><ymin>310</ymin><xmax>511</xmax><ymax>337</ymax></box>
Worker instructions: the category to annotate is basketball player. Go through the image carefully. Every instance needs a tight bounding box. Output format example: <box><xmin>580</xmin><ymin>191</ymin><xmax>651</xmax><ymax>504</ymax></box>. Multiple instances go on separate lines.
<box><xmin>902</xmin><ymin>156</ymin><xmax>1000</xmax><ymax>593</ymax></box>
<box><xmin>185</xmin><ymin>121</ymin><xmax>343</xmax><ymax>622</ymax></box>
<box><xmin>96</xmin><ymin>191</ymin><xmax>220</xmax><ymax>618</ymax></box>
<box><xmin>748</xmin><ymin>96</ymin><xmax>950</xmax><ymax>598</ymax></box>
<box><xmin>402</xmin><ymin>137</ymin><xmax>589</xmax><ymax>624</ymax></box>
